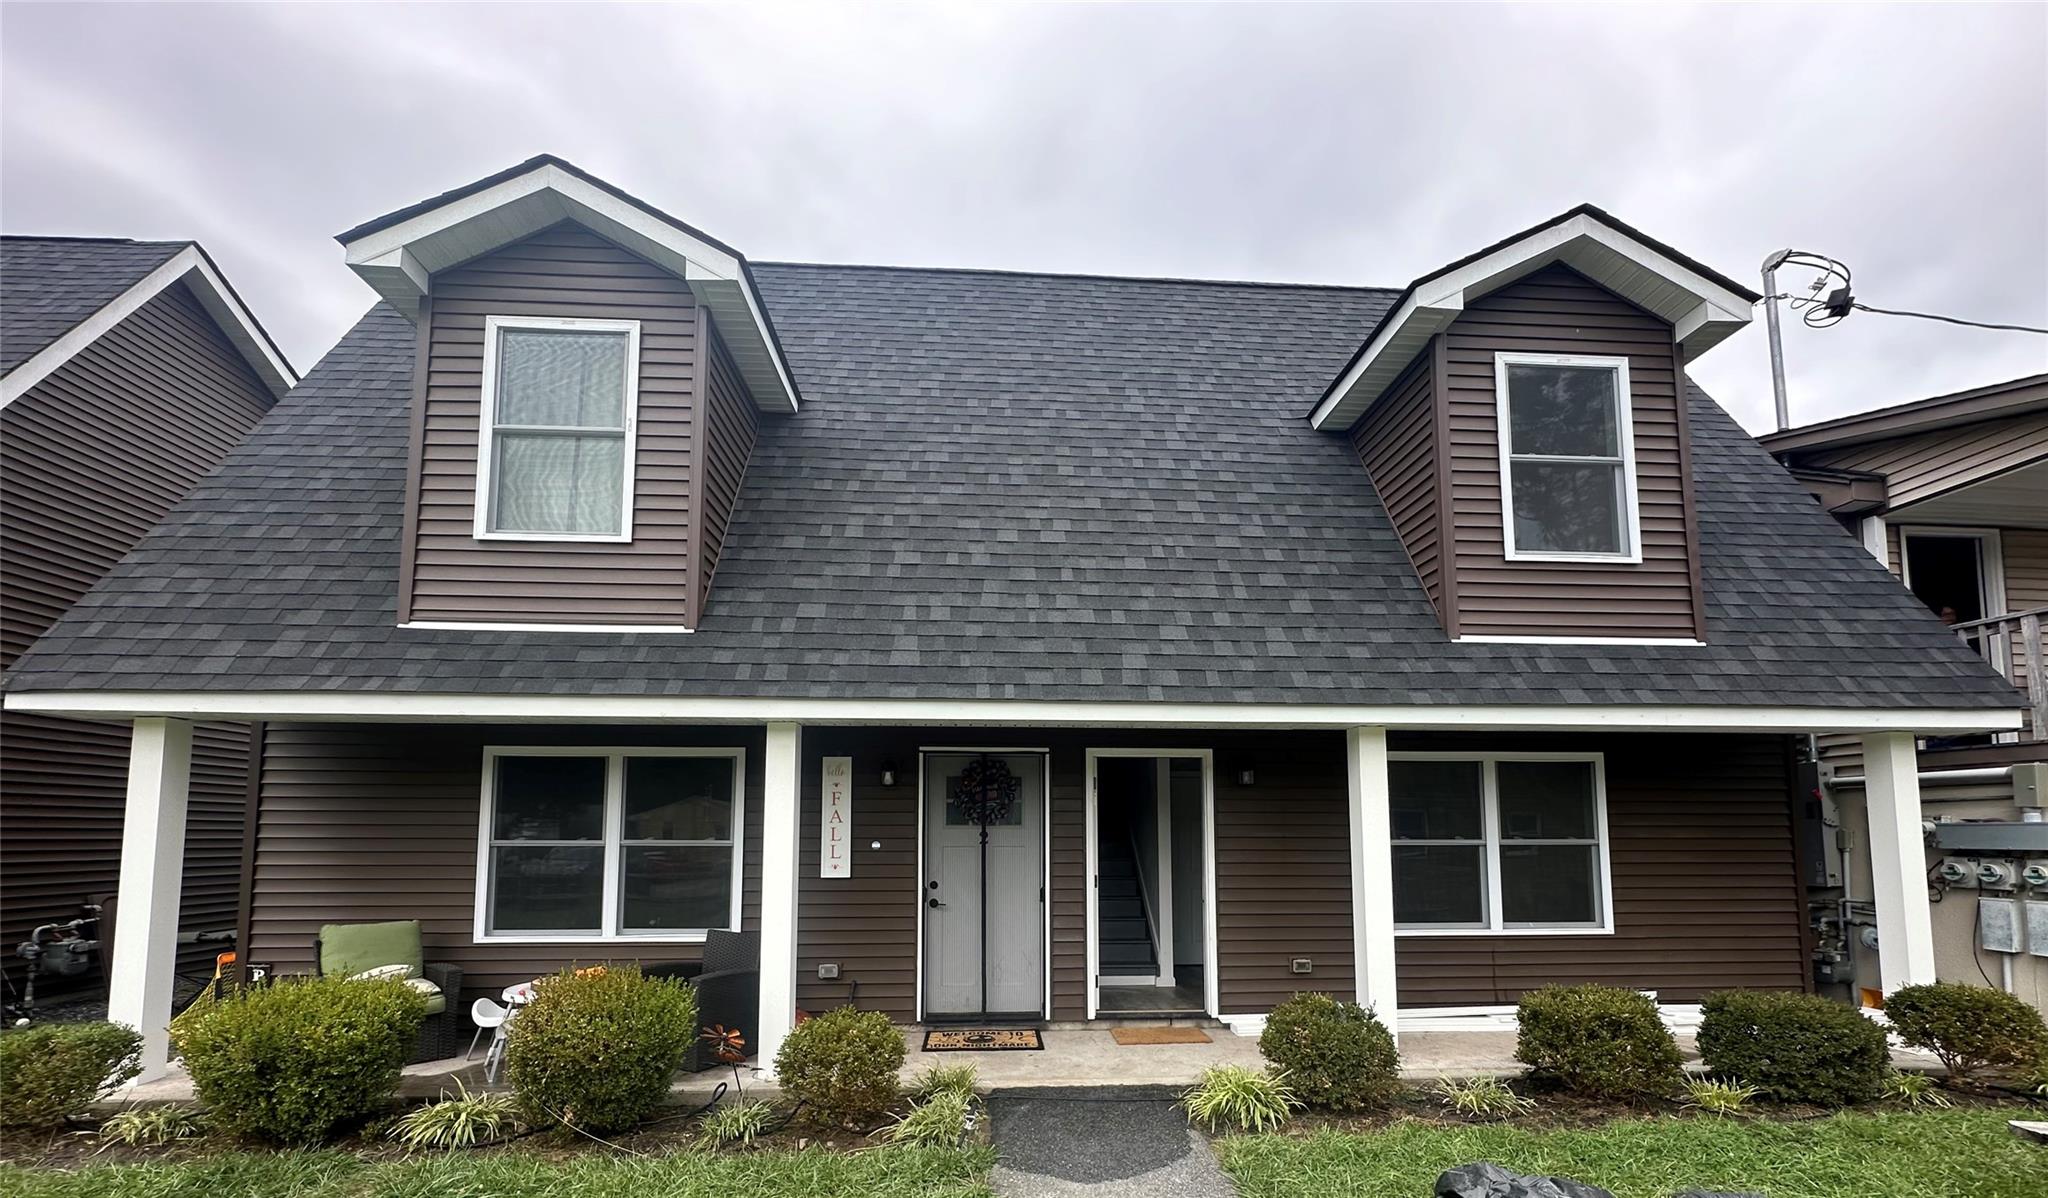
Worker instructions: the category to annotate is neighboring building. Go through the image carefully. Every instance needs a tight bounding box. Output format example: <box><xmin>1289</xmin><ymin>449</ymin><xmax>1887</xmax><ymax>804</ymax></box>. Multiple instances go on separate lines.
<box><xmin>1764</xmin><ymin>374</ymin><xmax>2048</xmax><ymax>1014</ymax></box>
<box><xmin>0</xmin><ymin>236</ymin><xmax>296</xmax><ymax>996</ymax></box>
<box><xmin>2</xmin><ymin>158</ymin><xmax>2024</xmax><ymax>1081</ymax></box>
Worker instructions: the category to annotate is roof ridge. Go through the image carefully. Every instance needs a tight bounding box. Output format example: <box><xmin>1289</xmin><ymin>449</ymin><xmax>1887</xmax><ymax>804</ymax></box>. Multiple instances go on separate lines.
<box><xmin>0</xmin><ymin>234</ymin><xmax>192</xmax><ymax>247</ymax></box>
<box><xmin>750</xmin><ymin>258</ymin><xmax>1402</xmax><ymax>294</ymax></box>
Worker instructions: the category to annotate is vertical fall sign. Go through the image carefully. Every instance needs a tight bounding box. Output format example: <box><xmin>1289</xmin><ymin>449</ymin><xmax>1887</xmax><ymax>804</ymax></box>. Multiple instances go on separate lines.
<box><xmin>820</xmin><ymin>756</ymin><xmax>852</xmax><ymax>878</ymax></box>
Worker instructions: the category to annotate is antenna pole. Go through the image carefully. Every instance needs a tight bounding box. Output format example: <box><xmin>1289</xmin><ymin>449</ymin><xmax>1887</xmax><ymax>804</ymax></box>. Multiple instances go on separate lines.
<box><xmin>1762</xmin><ymin>250</ymin><xmax>1793</xmax><ymax>430</ymax></box>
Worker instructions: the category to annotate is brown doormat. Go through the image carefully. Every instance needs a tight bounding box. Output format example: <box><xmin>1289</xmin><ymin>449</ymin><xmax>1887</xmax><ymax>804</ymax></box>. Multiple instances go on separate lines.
<box><xmin>1110</xmin><ymin>1026</ymin><xmax>1212</xmax><ymax>1045</ymax></box>
<box><xmin>922</xmin><ymin>1028</ymin><xmax>1044</xmax><ymax>1052</ymax></box>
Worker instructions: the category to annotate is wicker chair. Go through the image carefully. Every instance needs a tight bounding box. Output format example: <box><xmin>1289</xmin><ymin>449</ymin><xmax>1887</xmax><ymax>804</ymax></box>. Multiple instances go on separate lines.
<box><xmin>681</xmin><ymin>930</ymin><xmax>759</xmax><ymax>1071</ymax></box>
<box><xmin>312</xmin><ymin>920</ymin><xmax>466</xmax><ymax>1064</ymax></box>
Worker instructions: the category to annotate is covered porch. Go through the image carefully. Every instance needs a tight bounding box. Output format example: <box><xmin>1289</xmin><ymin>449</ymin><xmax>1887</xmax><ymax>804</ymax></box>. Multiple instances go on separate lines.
<box><xmin>8</xmin><ymin>692</ymin><xmax>2016</xmax><ymax>1083</ymax></box>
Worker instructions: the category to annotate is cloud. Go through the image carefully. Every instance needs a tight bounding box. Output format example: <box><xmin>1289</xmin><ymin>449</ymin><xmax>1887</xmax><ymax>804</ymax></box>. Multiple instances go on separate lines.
<box><xmin>4</xmin><ymin>2</ymin><xmax>2041</xmax><ymax>427</ymax></box>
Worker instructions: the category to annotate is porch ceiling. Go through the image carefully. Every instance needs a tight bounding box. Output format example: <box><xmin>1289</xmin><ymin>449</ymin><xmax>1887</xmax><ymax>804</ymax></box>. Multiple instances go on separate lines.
<box><xmin>1888</xmin><ymin>459</ymin><xmax>2048</xmax><ymax>529</ymax></box>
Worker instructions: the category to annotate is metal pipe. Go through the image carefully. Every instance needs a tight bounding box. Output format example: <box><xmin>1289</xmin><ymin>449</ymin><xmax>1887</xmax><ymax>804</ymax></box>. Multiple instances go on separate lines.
<box><xmin>1828</xmin><ymin>766</ymin><xmax>2015</xmax><ymax>789</ymax></box>
<box><xmin>1762</xmin><ymin>250</ymin><xmax>1794</xmax><ymax>430</ymax></box>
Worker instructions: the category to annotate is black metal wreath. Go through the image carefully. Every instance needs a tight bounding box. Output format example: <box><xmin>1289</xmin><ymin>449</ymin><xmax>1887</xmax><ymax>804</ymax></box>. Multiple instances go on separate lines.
<box><xmin>949</xmin><ymin>756</ymin><xmax>1020</xmax><ymax>827</ymax></box>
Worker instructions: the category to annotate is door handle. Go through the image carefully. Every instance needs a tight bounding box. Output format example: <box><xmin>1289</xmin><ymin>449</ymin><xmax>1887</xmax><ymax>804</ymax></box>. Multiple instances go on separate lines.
<box><xmin>927</xmin><ymin>897</ymin><xmax>946</xmax><ymax>909</ymax></box>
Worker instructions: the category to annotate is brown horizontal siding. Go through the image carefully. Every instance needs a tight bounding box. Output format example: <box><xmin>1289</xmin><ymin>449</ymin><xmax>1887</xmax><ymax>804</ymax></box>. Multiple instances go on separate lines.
<box><xmin>1439</xmin><ymin>264</ymin><xmax>1703</xmax><ymax>639</ymax></box>
<box><xmin>1804</xmin><ymin>410</ymin><xmax>2048</xmax><ymax>509</ymax></box>
<box><xmin>1392</xmin><ymin>732</ymin><xmax>1806</xmax><ymax>1007</ymax></box>
<box><xmin>0</xmin><ymin>280</ymin><xmax>271</xmax><ymax>983</ymax></box>
<box><xmin>699</xmin><ymin>315</ymin><xmax>760</xmax><ymax>615</ymax></box>
<box><xmin>406</xmin><ymin>224</ymin><xmax>701</xmax><ymax>626</ymax></box>
<box><xmin>246</xmin><ymin>724</ymin><xmax>765</xmax><ymax>999</ymax></box>
<box><xmin>1351</xmin><ymin>352</ymin><xmax>1442</xmax><ymax>619</ymax></box>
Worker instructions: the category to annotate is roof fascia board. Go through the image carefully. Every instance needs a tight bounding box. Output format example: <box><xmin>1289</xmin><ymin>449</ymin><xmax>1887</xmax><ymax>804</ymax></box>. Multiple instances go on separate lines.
<box><xmin>1</xmin><ymin>245</ymin><xmax>298</xmax><ymax>407</ymax></box>
<box><xmin>1762</xmin><ymin>375</ymin><xmax>2048</xmax><ymax>455</ymax></box>
<box><xmin>1310</xmin><ymin>213</ymin><xmax>1755</xmax><ymax>431</ymax></box>
<box><xmin>1</xmin><ymin>690</ymin><xmax>2021</xmax><ymax>734</ymax></box>
<box><xmin>341</xmin><ymin>162</ymin><xmax>797</xmax><ymax>414</ymax></box>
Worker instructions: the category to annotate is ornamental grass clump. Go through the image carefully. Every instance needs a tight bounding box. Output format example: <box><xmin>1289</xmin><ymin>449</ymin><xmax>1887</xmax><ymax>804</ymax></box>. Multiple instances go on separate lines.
<box><xmin>1433</xmin><ymin>1075</ymin><xmax>1534</xmax><ymax>1121</ymax></box>
<box><xmin>1514</xmin><ymin>984</ymin><xmax>1683</xmax><ymax>1101</ymax></box>
<box><xmin>96</xmin><ymin>1105</ymin><xmax>207</xmax><ymax>1148</ymax></box>
<box><xmin>883</xmin><ymin>1088</ymin><xmax>976</xmax><ymax>1148</ymax></box>
<box><xmin>1180</xmin><ymin>1065</ymin><xmax>1300</xmax><ymax>1133</ymax></box>
<box><xmin>0</xmin><ymin>1022</ymin><xmax>142</xmax><ymax>1131</ymax></box>
<box><xmin>170</xmin><ymin>975</ymin><xmax>424</xmax><ymax>1143</ymax></box>
<box><xmin>698</xmin><ymin>1099</ymin><xmax>778</xmax><ymax>1148</ymax></box>
<box><xmin>1883</xmin><ymin>981</ymin><xmax>2047</xmax><ymax>1089</ymax></box>
<box><xmin>1257</xmin><ymin>992</ymin><xmax>1401</xmax><ymax>1111</ymax></box>
<box><xmin>772</xmin><ymin>1006</ymin><xmax>904</xmax><ymax>1129</ymax></box>
<box><xmin>504</xmin><ymin>964</ymin><xmax>698</xmax><ymax>1134</ymax></box>
<box><xmin>1696</xmin><ymin>989</ymin><xmax>1889</xmax><ymax>1106</ymax></box>
<box><xmin>390</xmin><ymin>1082</ymin><xmax>520</xmax><ymax>1150</ymax></box>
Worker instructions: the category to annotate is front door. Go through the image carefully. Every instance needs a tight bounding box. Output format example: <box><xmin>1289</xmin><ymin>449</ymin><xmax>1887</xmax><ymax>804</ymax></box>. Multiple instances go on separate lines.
<box><xmin>923</xmin><ymin>752</ymin><xmax>1045</xmax><ymax>1018</ymax></box>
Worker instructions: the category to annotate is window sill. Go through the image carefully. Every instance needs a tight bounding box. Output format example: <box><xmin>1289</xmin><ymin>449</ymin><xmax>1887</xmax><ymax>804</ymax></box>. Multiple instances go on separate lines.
<box><xmin>473</xmin><ymin>931</ymin><xmax>718</xmax><ymax>946</ymax></box>
<box><xmin>472</xmin><ymin>530</ymin><xmax>634</xmax><ymax>545</ymax></box>
<box><xmin>1501</xmin><ymin>550</ymin><xmax>1643</xmax><ymax>565</ymax></box>
<box><xmin>1394</xmin><ymin>926</ymin><xmax>1614</xmax><ymax>938</ymax></box>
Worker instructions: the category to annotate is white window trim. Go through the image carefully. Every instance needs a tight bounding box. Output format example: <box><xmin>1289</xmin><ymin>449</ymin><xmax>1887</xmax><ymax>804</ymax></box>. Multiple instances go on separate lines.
<box><xmin>1389</xmin><ymin>750</ymin><xmax>1615</xmax><ymax>937</ymax></box>
<box><xmin>473</xmin><ymin>745</ymin><xmax>745</xmax><ymax>944</ymax></box>
<box><xmin>1494</xmin><ymin>352</ymin><xmax>1643</xmax><ymax>565</ymax></box>
<box><xmin>473</xmin><ymin>315</ymin><xmax>641</xmax><ymax>544</ymax></box>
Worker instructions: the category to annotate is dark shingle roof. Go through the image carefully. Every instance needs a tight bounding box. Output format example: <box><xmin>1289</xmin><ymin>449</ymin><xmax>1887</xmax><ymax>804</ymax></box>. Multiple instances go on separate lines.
<box><xmin>1</xmin><ymin>262</ymin><xmax>2021</xmax><ymax>709</ymax></box>
<box><xmin>0</xmin><ymin>237</ymin><xmax>189</xmax><ymax>374</ymax></box>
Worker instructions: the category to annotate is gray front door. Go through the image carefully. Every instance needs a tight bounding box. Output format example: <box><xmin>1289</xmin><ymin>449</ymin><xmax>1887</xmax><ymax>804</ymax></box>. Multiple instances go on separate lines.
<box><xmin>923</xmin><ymin>752</ymin><xmax>1044</xmax><ymax>1017</ymax></box>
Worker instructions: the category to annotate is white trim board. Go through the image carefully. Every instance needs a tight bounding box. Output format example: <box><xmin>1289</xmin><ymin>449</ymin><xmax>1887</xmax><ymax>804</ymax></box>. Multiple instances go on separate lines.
<box><xmin>340</xmin><ymin>159</ymin><xmax>796</xmax><ymax>414</ymax></box>
<box><xmin>1222</xmin><ymin>1001</ymin><xmax>1707</xmax><ymax>1038</ymax></box>
<box><xmin>400</xmin><ymin>621</ymin><xmax>696</xmax><ymax>634</ymax></box>
<box><xmin>1</xmin><ymin>244</ymin><xmax>297</xmax><ymax>407</ymax></box>
<box><xmin>5</xmin><ymin>691</ymin><xmax>2022</xmax><ymax>735</ymax></box>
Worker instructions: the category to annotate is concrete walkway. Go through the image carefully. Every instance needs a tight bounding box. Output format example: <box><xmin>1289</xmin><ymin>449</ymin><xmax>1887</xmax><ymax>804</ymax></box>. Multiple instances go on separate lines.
<box><xmin>986</xmin><ymin>1086</ymin><xmax>1235</xmax><ymax>1198</ymax></box>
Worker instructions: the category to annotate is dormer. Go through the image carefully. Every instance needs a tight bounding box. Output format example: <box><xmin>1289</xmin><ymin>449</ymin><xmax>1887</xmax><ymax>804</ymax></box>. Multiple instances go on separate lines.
<box><xmin>1313</xmin><ymin>207</ymin><xmax>1759</xmax><ymax>643</ymax></box>
<box><xmin>337</xmin><ymin>157</ymin><xmax>799</xmax><ymax>631</ymax></box>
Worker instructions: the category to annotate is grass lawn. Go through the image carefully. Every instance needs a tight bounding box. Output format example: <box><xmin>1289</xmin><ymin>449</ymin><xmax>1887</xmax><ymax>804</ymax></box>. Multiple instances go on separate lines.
<box><xmin>1218</xmin><ymin>1109</ymin><xmax>2041</xmax><ymax>1198</ymax></box>
<box><xmin>0</xmin><ymin>1146</ymin><xmax>996</xmax><ymax>1198</ymax></box>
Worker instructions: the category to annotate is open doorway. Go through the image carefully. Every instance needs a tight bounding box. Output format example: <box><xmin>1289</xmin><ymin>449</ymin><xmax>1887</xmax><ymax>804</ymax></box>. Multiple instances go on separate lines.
<box><xmin>1901</xmin><ymin>528</ymin><xmax>2003</xmax><ymax>631</ymax></box>
<box><xmin>1084</xmin><ymin>751</ymin><xmax>1214</xmax><ymax>1019</ymax></box>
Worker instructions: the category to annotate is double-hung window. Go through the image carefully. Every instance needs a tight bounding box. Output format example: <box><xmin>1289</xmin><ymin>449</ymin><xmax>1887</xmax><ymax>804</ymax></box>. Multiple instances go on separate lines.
<box><xmin>1389</xmin><ymin>754</ymin><xmax>1611</xmax><ymax>934</ymax></box>
<box><xmin>475</xmin><ymin>316</ymin><xmax>640</xmax><ymax>542</ymax></box>
<box><xmin>478</xmin><ymin>748</ymin><xmax>743</xmax><ymax>941</ymax></box>
<box><xmin>1495</xmin><ymin>353</ymin><xmax>1640</xmax><ymax>561</ymax></box>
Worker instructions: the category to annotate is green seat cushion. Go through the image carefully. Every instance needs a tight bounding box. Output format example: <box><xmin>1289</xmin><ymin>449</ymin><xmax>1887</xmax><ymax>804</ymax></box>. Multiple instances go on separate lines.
<box><xmin>319</xmin><ymin>919</ymin><xmax>424</xmax><ymax>981</ymax></box>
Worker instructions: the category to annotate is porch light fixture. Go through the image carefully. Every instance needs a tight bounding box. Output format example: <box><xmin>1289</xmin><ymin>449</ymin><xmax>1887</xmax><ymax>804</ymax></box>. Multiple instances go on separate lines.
<box><xmin>880</xmin><ymin>760</ymin><xmax>900</xmax><ymax>787</ymax></box>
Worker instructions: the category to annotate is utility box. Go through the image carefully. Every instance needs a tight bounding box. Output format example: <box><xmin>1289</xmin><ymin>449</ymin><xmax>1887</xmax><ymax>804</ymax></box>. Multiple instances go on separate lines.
<box><xmin>1796</xmin><ymin>774</ymin><xmax>1843</xmax><ymax>888</ymax></box>
<box><xmin>1980</xmin><ymin>897</ymin><xmax>2021</xmax><ymax>954</ymax></box>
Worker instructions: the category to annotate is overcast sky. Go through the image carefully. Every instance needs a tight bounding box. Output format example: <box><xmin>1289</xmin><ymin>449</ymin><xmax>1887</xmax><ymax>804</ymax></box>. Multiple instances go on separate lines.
<box><xmin>4</xmin><ymin>3</ymin><xmax>2043</xmax><ymax>432</ymax></box>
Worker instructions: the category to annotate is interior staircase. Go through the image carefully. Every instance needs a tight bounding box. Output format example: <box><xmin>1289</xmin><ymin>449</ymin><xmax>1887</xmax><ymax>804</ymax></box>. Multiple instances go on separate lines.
<box><xmin>1096</xmin><ymin>832</ymin><xmax>1157</xmax><ymax>978</ymax></box>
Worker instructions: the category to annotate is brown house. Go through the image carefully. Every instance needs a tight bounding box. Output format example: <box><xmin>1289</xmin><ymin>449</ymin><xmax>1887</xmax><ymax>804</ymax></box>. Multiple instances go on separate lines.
<box><xmin>1764</xmin><ymin>374</ymin><xmax>2048</xmax><ymax>1014</ymax></box>
<box><xmin>1</xmin><ymin>159</ymin><xmax>2025</xmax><ymax>1080</ymax></box>
<box><xmin>0</xmin><ymin>236</ymin><xmax>295</xmax><ymax>999</ymax></box>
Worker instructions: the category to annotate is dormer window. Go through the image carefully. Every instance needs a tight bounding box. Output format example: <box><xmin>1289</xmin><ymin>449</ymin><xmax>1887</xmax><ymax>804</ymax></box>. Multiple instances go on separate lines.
<box><xmin>474</xmin><ymin>315</ymin><xmax>640</xmax><ymax>542</ymax></box>
<box><xmin>1495</xmin><ymin>352</ymin><xmax>1641</xmax><ymax>562</ymax></box>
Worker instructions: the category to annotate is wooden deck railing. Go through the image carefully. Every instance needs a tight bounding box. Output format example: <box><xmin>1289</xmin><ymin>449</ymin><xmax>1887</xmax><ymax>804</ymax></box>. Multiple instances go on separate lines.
<box><xmin>1951</xmin><ymin>605</ymin><xmax>2048</xmax><ymax>742</ymax></box>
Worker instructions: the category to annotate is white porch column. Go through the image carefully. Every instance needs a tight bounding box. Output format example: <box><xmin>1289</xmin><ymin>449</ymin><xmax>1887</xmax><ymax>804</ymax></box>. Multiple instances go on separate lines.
<box><xmin>755</xmin><ymin>721</ymin><xmax>802</xmax><ymax>1075</ymax></box>
<box><xmin>1861</xmin><ymin>730</ymin><xmax>1936</xmax><ymax>994</ymax></box>
<box><xmin>1345</xmin><ymin>726</ymin><xmax>1399</xmax><ymax>1037</ymax></box>
<box><xmin>107</xmin><ymin>717</ymin><xmax>193</xmax><ymax>1082</ymax></box>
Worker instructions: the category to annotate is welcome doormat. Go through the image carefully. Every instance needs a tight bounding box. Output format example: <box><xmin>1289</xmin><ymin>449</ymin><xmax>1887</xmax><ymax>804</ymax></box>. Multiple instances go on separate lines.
<box><xmin>1109</xmin><ymin>1026</ymin><xmax>1212</xmax><ymax>1046</ymax></box>
<box><xmin>921</xmin><ymin>1028</ymin><xmax>1044</xmax><ymax>1052</ymax></box>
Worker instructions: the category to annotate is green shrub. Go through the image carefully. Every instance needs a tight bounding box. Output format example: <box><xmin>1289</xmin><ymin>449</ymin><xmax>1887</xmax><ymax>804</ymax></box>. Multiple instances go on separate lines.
<box><xmin>504</xmin><ymin>965</ymin><xmax>697</xmax><ymax>1134</ymax></box>
<box><xmin>170</xmin><ymin>974</ymin><xmax>424</xmax><ymax>1143</ymax></box>
<box><xmin>98</xmin><ymin>1105</ymin><xmax>207</xmax><ymax>1147</ymax></box>
<box><xmin>390</xmin><ymin>1082</ymin><xmax>519</xmax><ymax>1150</ymax></box>
<box><xmin>1257</xmin><ymin>993</ymin><xmax>1401</xmax><ymax>1111</ymax></box>
<box><xmin>1180</xmin><ymin>1065</ymin><xmax>1300</xmax><ymax>1133</ymax></box>
<box><xmin>1696</xmin><ymin>989</ymin><xmax>1889</xmax><ymax>1106</ymax></box>
<box><xmin>1885</xmin><ymin>982</ymin><xmax>2047</xmax><ymax>1088</ymax></box>
<box><xmin>772</xmin><ymin>1006</ymin><xmax>904</xmax><ymax>1129</ymax></box>
<box><xmin>1514</xmin><ymin>984</ymin><xmax>1683</xmax><ymax>1101</ymax></box>
<box><xmin>0</xmin><ymin>1022</ymin><xmax>142</xmax><ymax>1130</ymax></box>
